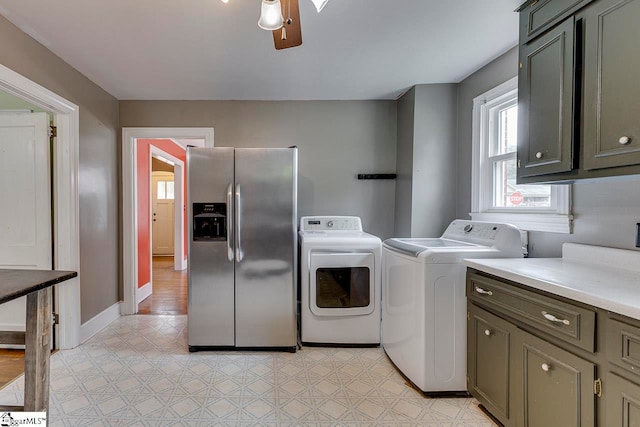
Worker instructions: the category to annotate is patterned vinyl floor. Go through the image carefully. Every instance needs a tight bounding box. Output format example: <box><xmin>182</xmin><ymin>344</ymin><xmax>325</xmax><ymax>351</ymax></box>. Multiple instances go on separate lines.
<box><xmin>0</xmin><ymin>315</ymin><xmax>497</xmax><ymax>426</ymax></box>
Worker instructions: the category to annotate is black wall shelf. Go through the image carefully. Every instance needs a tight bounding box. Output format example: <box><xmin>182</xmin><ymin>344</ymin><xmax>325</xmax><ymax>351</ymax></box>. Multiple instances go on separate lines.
<box><xmin>357</xmin><ymin>174</ymin><xmax>397</xmax><ymax>180</ymax></box>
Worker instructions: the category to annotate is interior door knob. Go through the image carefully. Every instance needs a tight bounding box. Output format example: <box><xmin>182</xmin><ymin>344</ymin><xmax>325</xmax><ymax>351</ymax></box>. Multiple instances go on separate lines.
<box><xmin>619</xmin><ymin>136</ymin><xmax>631</xmax><ymax>145</ymax></box>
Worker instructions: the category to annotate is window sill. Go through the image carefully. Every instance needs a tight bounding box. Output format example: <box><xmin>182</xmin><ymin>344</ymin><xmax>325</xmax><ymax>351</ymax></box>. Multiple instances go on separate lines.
<box><xmin>470</xmin><ymin>212</ymin><xmax>573</xmax><ymax>234</ymax></box>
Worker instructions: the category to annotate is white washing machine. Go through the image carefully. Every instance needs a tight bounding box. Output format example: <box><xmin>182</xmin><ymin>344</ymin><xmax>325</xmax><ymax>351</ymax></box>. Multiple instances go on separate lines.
<box><xmin>382</xmin><ymin>220</ymin><xmax>522</xmax><ymax>394</ymax></box>
<box><xmin>299</xmin><ymin>216</ymin><xmax>382</xmax><ymax>346</ymax></box>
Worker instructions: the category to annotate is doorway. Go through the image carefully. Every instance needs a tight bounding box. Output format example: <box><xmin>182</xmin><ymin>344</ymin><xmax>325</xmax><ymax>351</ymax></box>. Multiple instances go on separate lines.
<box><xmin>0</xmin><ymin>66</ymin><xmax>81</xmax><ymax>388</ymax></box>
<box><xmin>0</xmin><ymin>64</ymin><xmax>81</xmax><ymax>350</ymax></box>
<box><xmin>139</xmin><ymin>153</ymin><xmax>186</xmax><ymax>315</ymax></box>
<box><xmin>122</xmin><ymin>128</ymin><xmax>214</xmax><ymax>315</ymax></box>
<box><xmin>152</xmin><ymin>169</ymin><xmax>175</xmax><ymax>257</ymax></box>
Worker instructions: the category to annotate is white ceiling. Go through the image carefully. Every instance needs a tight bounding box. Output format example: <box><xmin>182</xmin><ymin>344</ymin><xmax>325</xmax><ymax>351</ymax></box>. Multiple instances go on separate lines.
<box><xmin>0</xmin><ymin>0</ymin><xmax>522</xmax><ymax>100</ymax></box>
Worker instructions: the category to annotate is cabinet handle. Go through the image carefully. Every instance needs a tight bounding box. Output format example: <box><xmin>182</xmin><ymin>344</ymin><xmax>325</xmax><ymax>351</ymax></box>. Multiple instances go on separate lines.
<box><xmin>535</xmin><ymin>152</ymin><xmax>543</xmax><ymax>159</ymax></box>
<box><xmin>541</xmin><ymin>311</ymin><xmax>570</xmax><ymax>326</ymax></box>
<box><xmin>475</xmin><ymin>286</ymin><xmax>493</xmax><ymax>296</ymax></box>
<box><xmin>541</xmin><ymin>363</ymin><xmax>551</xmax><ymax>372</ymax></box>
<box><xmin>484</xmin><ymin>329</ymin><xmax>492</xmax><ymax>336</ymax></box>
<box><xmin>619</xmin><ymin>136</ymin><xmax>632</xmax><ymax>145</ymax></box>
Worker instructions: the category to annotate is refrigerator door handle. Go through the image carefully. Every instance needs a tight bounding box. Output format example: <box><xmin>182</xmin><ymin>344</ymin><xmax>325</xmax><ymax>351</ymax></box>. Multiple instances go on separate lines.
<box><xmin>235</xmin><ymin>184</ymin><xmax>244</xmax><ymax>262</ymax></box>
<box><xmin>226</xmin><ymin>183</ymin><xmax>234</xmax><ymax>262</ymax></box>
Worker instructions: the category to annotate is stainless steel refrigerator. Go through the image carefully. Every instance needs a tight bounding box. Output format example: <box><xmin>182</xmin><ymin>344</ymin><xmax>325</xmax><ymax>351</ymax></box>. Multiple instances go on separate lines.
<box><xmin>187</xmin><ymin>147</ymin><xmax>298</xmax><ymax>352</ymax></box>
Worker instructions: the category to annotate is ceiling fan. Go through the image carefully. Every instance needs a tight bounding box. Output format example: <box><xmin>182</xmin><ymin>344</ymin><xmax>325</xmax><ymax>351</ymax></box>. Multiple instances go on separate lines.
<box><xmin>257</xmin><ymin>0</ymin><xmax>329</xmax><ymax>50</ymax></box>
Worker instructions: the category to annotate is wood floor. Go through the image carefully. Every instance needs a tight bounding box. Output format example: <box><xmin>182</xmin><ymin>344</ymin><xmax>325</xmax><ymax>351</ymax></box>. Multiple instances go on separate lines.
<box><xmin>0</xmin><ymin>257</ymin><xmax>187</xmax><ymax>390</ymax></box>
<box><xmin>138</xmin><ymin>256</ymin><xmax>188</xmax><ymax>315</ymax></box>
<box><xmin>0</xmin><ymin>349</ymin><xmax>25</xmax><ymax>390</ymax></box>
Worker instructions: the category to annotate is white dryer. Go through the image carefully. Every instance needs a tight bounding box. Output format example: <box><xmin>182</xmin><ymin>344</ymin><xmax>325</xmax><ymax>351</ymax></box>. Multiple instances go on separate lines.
<box><xmin>382</xmin><ymin>220</ymin><xmax>522</xmax><ymax>394</ymax></box>
<box><xmin>299</xmin><ymin>216</ymin><xmax>382</xmax><ymax>346</ymax></box>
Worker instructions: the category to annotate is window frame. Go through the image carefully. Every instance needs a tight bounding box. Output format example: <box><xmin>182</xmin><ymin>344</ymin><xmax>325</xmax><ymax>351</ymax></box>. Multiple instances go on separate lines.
<box><xmin>470</xmin><ymin>76</ymin><xmax>573</xmax><ymax>234</ymax></box>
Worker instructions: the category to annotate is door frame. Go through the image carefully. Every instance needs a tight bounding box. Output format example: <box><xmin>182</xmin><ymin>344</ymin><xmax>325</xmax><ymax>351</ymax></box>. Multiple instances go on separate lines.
<box><xmin>122</xmin><ymin>128</ymin><xmax>214</xmax><ymax>315</ymax></box>
<box><xmin>149</xmin><ymin>147</ymin><xmax>183</xmax><ymax>269</ymax></box>
<box><xmin>0</xmin><ymin>64</ymin><xmax>81</xmax><ymax>349</ymax></box>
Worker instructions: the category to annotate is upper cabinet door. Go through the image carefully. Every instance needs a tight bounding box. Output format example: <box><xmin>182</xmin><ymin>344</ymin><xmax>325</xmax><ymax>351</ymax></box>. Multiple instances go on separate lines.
<box><xmin>522</xmin><ymin>0</ymin><xmax>593</xmax><ymax>42</ymax></box>
<box><xmin>517</xmin><ymin>17</ymin><xmax>577</xmax><ymax>178</ymax></box>
<box><xmin>583</xmin><ymin>0</ymin><xmax>640</xmax><ymax>170</ymax></box>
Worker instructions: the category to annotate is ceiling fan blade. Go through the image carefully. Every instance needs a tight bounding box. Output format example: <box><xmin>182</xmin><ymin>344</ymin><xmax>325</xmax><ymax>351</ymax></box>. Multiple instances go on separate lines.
<box><xmin>272</xmin><ymin>0</ymin><xmax>302</xmax><ymax>50</ymax></box>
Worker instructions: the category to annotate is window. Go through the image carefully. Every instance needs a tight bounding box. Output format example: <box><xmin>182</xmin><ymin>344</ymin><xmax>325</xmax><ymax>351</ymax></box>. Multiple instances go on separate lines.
<box><xmin>471</xmin><ymin>77</ymin><xmax>572</xmax><ymax>233</ymax></box>
<box><xmin>156</xmin><ymin>180</ymin><xmax>174</xmax><ymax>200</ymax></box>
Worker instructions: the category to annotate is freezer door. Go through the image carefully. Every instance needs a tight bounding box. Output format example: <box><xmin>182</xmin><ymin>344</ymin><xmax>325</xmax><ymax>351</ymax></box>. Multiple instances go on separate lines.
<box><xmin>234</xmin><ymin>148</ymin><xmax>297</xmax><ymax>348</ymax></box>
<box><xmin>187</xmin><ymin>147</ymin><xmax>235</xmax><ymax>347</ymax></box>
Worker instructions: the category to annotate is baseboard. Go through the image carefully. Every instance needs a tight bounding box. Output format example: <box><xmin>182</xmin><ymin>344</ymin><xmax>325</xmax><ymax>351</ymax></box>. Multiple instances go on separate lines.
<box><xmin>0</xmin><ymin>323</ymin><xmax>25</xmax><ymax>349</ymax></box>
<box><xmin>80</xmin><ymin>302</ymin><xmax>121</xmax><ymax>343</ymax></box>
<box><xmin>136</xmin><ymin>281</ymin><xmax>152</xmax><ymax>304</ymax></box>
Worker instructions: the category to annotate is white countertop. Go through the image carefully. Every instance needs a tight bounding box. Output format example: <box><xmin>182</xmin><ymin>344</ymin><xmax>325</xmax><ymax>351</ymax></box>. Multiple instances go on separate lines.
<box><xmin>463</xmin><ymin>243</ymin><xmax>640</xmax><ymax>320</ymax></box>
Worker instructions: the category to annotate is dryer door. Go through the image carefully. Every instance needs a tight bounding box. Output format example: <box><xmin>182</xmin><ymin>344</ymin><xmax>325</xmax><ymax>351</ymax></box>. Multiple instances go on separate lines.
<box><xmin>309</xmin><ymin>252</ymin><xmax>375</xmax><ymax>316</ymax></box>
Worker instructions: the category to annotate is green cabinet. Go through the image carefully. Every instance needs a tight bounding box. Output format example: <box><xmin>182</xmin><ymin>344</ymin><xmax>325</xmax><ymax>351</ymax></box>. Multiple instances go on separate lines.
<box><xmin>515</xmin><ymin>329</ymin><xmax>596</xmax><ymax>427</ymax></box>
<box><xmin>467</xmin><ymin>303</ymin><xmax>516</xmax><ymax>427</ymax></box>
<box><xmin>516</xmin><ymin>0</ymin><xmax>640</xmax><ymax>182</ymax></box>
<box><xmin>606</xmin><ymin>373</ymin><xmax>640</xmax><ymax>427</ymax></box>
<box><xmin>466</xmin><ymin>269</ymin><xmax>640</xmax><ymax>426</ymax></box>
<box><xmin>582</xmin><ymin>0</ymin><xmax>640</xmax><ymax>170</ymax></box>
<box><xmin>517</xmin><ymin>17</ymin><xmax>576</xmax><ymax>178</ymax></box>
<box><xmin>606</xmin><ymin>316</ymin><xmax>640</xmax><ymax>425</ymax></box>
<box><xmin>467</xmin><ymin>299</ymin><xmax>596</xmax><ymax>427</ymax></box>
<box><xmin>520</xmin><ymin>0</ymin><xmax>593</xmax><ymax>42</ymax></box>
<box><xmin>466</xmin><ymin>270</ymin><xmax>601</xmax><ymax>426</ymax></box>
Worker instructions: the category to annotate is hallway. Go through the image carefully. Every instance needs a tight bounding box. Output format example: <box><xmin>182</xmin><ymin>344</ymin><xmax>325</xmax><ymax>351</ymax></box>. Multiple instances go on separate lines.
<box><xmin>138</xmin><ymin>256</ymin><xmax>188</xmax><ymax>315</ymax></box>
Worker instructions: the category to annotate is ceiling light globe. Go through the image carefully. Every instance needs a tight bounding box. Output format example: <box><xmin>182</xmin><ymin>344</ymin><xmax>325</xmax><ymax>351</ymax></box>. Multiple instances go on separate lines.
<box><xmin>258</xmin><ymin>0</ymin><xmax>284</xmax><ymax>31</ymax></box>
<box><xmin>311</xmin><ymin>0</ymin><xmax>328</xmax><ymax>13</ymax></box>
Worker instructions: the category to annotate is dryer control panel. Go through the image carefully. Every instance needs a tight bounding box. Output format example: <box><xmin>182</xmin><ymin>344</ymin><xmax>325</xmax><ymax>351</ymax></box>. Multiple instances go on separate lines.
<box><xmin>300</xmin><ymin>216</ymin><xmax>363</xmax><ymax>232</ymax></box>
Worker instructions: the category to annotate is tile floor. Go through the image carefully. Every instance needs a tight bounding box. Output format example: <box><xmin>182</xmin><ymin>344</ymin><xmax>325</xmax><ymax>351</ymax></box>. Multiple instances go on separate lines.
<box><xmin>0</xmin><ymin>315</ymin><xmax>497</xmax><ymax>426</ymax></box>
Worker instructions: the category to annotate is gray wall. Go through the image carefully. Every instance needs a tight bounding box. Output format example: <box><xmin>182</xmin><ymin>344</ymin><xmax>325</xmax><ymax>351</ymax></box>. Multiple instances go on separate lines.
<box><xmin>394</xmin><ymin>88</ymin><xmax>415</xmax><ymax>237</ymax></box>
<box><xmin>527</xmin><ymin>178</ymin><xmax>640</xmax><ymax>256</ymax></box>
<box><xmin>394</xmin><ymin>84</ymin><xmax>458</xmax><ymax>237</ymax></box>
<box><xmin>119</xmin><ymin>101</ymin><xmax>397</xmax><ymax>239</ymax></box>
<box><xmin>455</xmin><ymin>46</ymin><xmax>640</xmax><ymax>257</ymax></box>
<box><xmin>0</xmin><ymin>16</ymin><xmax>120</xmax><ymax>323</ymax></box>
<box><xmin>412</xmin><ymin>84</ymin><xmax>458</xmax><ymax>237</ymax></box>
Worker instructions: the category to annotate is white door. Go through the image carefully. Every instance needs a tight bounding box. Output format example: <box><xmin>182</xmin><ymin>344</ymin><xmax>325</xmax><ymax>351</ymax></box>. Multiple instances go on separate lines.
<box><xmin>0</xmin><ymin>112</ymin><xmax>51</xmax><ymax>333</ymax></box>
<box><xmin>152</xmin><ymin>171</ymin><xmax>175</xmax><ymax>255</ymax></box>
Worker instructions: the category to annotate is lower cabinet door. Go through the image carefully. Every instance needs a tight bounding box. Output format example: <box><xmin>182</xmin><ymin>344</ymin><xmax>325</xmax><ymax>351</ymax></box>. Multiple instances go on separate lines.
<box><xmin>514</xmin><ymin>330</ymin><xmax>595</xmax><ymax>427</ymax></box>
<box><xmin>467</xmin><ymin>303</ymin><xmax>516</xmax><ymax>427</ymax></box>
<box><xmin>606</xmin><ymin>372</ymin><xmax>640</xmax><ymax>427</ymax></box>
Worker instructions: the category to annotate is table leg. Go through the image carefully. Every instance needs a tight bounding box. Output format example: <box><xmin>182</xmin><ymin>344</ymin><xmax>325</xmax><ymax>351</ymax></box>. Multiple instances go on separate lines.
<box><xmin>24</xmin><ymin>288</ymin><xmax>51</xmax><ymax>414</ymax></box>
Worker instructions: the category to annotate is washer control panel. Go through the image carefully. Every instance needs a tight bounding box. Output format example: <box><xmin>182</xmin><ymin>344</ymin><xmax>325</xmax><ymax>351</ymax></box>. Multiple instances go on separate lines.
<box><xmin>300</xmin><ymin>216</ymin><xmax>363</xmax><ymax>232</ymax></box>
<box><xmin>446</xmin><ymin>221</ymin><xmax>502</xmax><ymax>241</ymax></box>
<box><xmin>441</xmin><ymin>220</ymin><xmax>523</xmax><ymax>256</ymax></box>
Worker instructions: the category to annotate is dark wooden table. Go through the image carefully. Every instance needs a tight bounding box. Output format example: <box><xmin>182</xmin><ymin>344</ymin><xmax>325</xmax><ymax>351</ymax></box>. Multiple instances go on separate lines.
<box><xmin>0</xmin><ymin>269</ymin><xmax>77</xmax><ymax>414</ymax></box>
